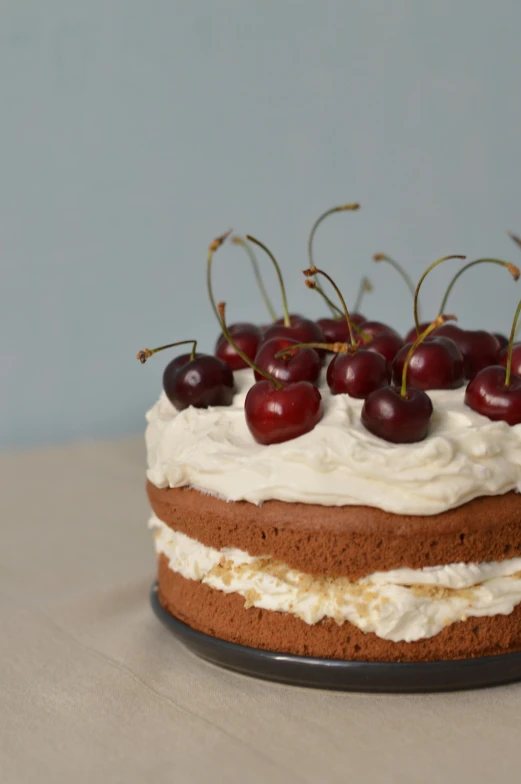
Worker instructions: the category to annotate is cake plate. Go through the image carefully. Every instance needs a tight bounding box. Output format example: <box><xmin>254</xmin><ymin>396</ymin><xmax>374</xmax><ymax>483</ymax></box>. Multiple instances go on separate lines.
<box><xmin>151</xmin><ymin>583</ymin><xmax>521</xmax><ymax>693</ymax></box>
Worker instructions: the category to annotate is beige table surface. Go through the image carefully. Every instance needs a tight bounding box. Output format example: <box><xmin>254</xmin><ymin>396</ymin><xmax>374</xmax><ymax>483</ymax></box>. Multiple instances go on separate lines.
<box><xmin>1</xmin><ymin>437</ymin><xmax>520</xmax><ymax>784</ymax></box>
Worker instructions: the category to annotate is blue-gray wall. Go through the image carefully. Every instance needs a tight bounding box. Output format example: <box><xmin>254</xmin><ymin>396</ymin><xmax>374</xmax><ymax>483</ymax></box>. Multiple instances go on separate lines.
<box><xmin>2</xmin><ymin>1</ymin><xmax>521</xmax><ymax>447</ymax></box>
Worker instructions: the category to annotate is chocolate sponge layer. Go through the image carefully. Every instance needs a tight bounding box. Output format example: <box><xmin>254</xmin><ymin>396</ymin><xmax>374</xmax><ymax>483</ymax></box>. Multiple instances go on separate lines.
<box><xmin>157</xmin><ymin>556</ymin><xmax>521</xmax><ymax>662</ymax></box>
<box><xmin>148</xmin><ymin>482</ymin><xmax>521</xmax><ymax>580</ymax></box>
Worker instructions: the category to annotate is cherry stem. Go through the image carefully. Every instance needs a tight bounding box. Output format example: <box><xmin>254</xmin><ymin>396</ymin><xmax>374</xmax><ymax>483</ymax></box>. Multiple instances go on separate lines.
<box><xmin>307</xmin><ymin>203</ymin><xmax>360</xmax><ymax>317</ymax></box>
<box><xmin>207</xmin><ymin>233</ymin><xmax>281</xmax><ymax>386</ymax></box>
<box><xmin>231</xmin><ymin>235</ymin><xmax>277</xmax><ymax>322</ymax></box>
<box><xmin>274</xmin><ymin>341</ymin><xmax>348</xmax><ymax>359</ymax></box>
<box><xmin>246</xmin><ymin>235</ymin><xmax>290</xmax><ymax>327</ymax></box>
<box><xmin>217</xmin><ymin>302</ymin><xmax>283</xmax><ymax>389</ymax></box>
<box><xmin>353</xmin><ymin>276</ymin><xmax>373</xmax><ymax>314</ymax></box>
<box><xmin>438</xmin><ymin>258</ymin><xmax>520</xmax><ymax>316</ymax></box>
<box><xmin>313</xmin><ymin>282</ymin><xmax>344</xmax><ymax>319</ymax></box>
<box><xmin>373</xmin><ymin>253</ymin><xmax>416</xmax><ymax>314</ymax></box>
<box><xmin>303</xmin><ymin>268</ymin><xmax>357</xmax><ymax>347</ymax></box>
<box><xmin>350</xmin><ymin>319</ymin><xmax>372</xmax><ymax>343</ymax></box>
<box><xmin>136</xmin><ymin>339</ymin><xmax>197</xmax><ymax>365</ymax></box>
<box><xmin>505</xmin><ymin>299</ymin><xmax>521</xmax><ymax>387</ymax></box>
<box><xmin>206</xmin><ymin>229</ymin><xmax>233</xmax><ymax>321</ymax></box>
<box><xmin>508</xmin><ymin>232</ymin><xmax>521</xmax><ymax>252</ymax></box>
<box><xmin>400</xmin><ymin>315</ymin><xmax>457</xmax><ymax>398</ymax></box>
<box><xmin>413</xmin><ymin>255</ymin><xmax>466</xmax><ymax>334</ymax></box>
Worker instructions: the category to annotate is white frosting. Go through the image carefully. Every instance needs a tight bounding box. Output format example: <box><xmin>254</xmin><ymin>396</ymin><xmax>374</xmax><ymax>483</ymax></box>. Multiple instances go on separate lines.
<box><xmin>145</xmin><ymin>368</ymin><xmax>521</xmax><ymax>515</ymax></box>
<box><xmin>150</xmin><ymin>516</ymin><xmax>521</xmax><ymax>642</ymax></box>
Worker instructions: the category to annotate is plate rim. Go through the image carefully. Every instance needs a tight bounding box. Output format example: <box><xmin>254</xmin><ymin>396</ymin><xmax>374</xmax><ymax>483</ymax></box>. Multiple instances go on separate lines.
<box><xmin>150</xmin><ymin>582</ymin><xmax>521</xmax><ymax>692</ymax></box>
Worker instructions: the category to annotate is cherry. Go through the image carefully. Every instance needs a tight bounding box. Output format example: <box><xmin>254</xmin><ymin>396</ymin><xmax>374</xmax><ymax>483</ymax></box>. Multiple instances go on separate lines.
<box><xmin>327</xmin><ymin>350</ymin><xmax>391</xmax><ymax>398</ymax></box>
<box><xmin>359</xmin><ymin>320</ymin><xmax>401</xmax><ymax>341</ymax></box>
<box><xmin>435</xmin><ymin>323</ymin><xmax>500</xmax><ymax>379</ymax></box>
<box><xmin>137</xmin><ymin>339</ymin><xmax>234</xmax><ymax>410</ymax></box>
<box><xmin>207</xmin><ymin>234</ymin><xmax>324</xmax><ymax>444</ymax></box>
<box><xmin>215</xmin><ymin>322</ymin><xmax>261</xmax><ymax>371</ymax></box>
<box><xmin>364</xmin><ymin>332</ymin><xmax>405</xmax><ymax>363</ymax></box>
<box><xmin>302</xmin><ymin>265</ymin><xmax>391</xmax><ymax>398</ymax></box>
<box><xmin>405</xmin><ymin>322</ymin><xmax>432</xmax><ymax>344</ymax></box>
<box><xmin>465</xmin><ymin>298</ymin><xmax>521</xmax><ymax>425</ymax></box>
<box><xmin>499</xmin><ymin>343</ymin><xmax>521</xmax><ymax>375</ymax></box>
<box><xmin>495</xmin><ymin>333</ymin><xmax>509</xmax><ymax>351</ymax></box>
<box><xmin>392</xmin><ymin>335</ymin><xmax>465</xmax><ymax>390</ymax></box>
<box><xmin>362</xmin><ymin>386</ymin><xmax>433</xmax><ymax>443</ymax></box>
<box><xmin>316</xmin><ymin>317</ymin><xmax>350</xmax><ymax>344</ymax></box>
<box><xmin>263</xmin><ymin>316</ymin><xmax>325</xmax><ymax>346</ymax></box>
<box><xmin>316</xmin><ymin>310</ymin><xmax>369</xmax><ymax>344</ymax></box>
<box><xmin>154</xmin><ymin>351</ymin><xmax>203</xmax><ymax>373</ymax></box>
<box><xmin>433</xmin><ymin>257</ymin><xmax>519</xmax><ymax>378</ymax></box>
<box><xmin>361</xmin><ymin>251</ymin><xmax>471</xmax><ymax>445</ymax></box>
<box><xmin>351</xmin><ymin>312</ymin><xmax>367</xmax><ymax>327</ymax></box>
<box><xmin>245</xmin><ymin>379</ymin><xmax>323</xmax><ymax>445</ymax></box>
<box><xmin>275</xmin><ymin>313</ymin><xmax>305</xmax><ymax>324</ymax></box>
<box><xmin>465</xmin><ymin>366</ymin><xmax>521</xmax><ymax>425</ymax></box>
<box><xmin>353</xmin><ymin>320</ymin><xmax>405</xmax><ymax>364</ymax></box>
<box><xmin>163</xmin><ymin>355</ymin><xmax>234</xmax><ymax>409</ymax></box>
<box><xmin>315</xmin><ymin>280</ymin><xmax>368</xmax><ymax>343</ymax></box>
<box><xmin>360</xmin><ymin>321</ymin><xmax>403</xmax><ymax>344</ymax></box>
<box><xmin>254</xmin><ymin>337</ymin><xmax>321</xmax><ymax>386</ymax></box>
<box><xmin>360</xmin><ymin>318</ymin><xmax>446</xmax><ymax>443</ymax></box>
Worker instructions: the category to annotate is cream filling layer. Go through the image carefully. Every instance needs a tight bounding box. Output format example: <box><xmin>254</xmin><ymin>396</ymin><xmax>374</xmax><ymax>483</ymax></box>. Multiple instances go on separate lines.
<box><xmin>150</xmin><ymin>515</ymin><xmax>521</xmax><ymax>643</ymax></box>
<box><xmin>145</xmin><ymin>369</ymin><xmax>521</xmax><ymax>515</ymax></box>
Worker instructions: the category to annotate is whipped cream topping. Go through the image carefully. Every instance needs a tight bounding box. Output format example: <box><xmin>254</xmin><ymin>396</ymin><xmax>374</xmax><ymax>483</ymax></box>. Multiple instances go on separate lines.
<box><xmin>145</xmin><ymin>368</ymin><xmax>521</xmax><ymax>515</ymax></box>
<box><xmin>150</xmin><ymin>516</ymin><xmax>521</xmax><ymax>642</ymax></box>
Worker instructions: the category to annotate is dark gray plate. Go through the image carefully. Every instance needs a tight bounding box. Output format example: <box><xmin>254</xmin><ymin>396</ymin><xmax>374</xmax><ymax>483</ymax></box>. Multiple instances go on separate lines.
<box><xmin>151</xmin><ymin>583</ymin><xmax>521</xmax><ymax>692</ymax></box>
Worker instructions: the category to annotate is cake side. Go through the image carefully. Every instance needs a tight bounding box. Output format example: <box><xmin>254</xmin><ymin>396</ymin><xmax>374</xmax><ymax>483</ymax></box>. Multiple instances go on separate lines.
<box><xmin>148</xmin><ymin>482</ymin><xmax>521</xmax><ymax>580</ymax></box>
<box><xmin>158</xmin><ymin>558</ymin><xmax>521</xmax><ymax>662</ymax></box>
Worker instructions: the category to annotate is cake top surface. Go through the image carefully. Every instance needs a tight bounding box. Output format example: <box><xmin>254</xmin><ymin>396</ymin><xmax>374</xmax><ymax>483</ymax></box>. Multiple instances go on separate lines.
<box><xmin>145</xmin><ymin>369</ymin><xmax>521</xmax><ymax>516</ymax></box>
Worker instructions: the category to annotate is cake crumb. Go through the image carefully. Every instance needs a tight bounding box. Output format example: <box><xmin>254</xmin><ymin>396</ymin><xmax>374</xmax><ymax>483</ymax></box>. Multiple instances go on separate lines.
<box><xmin>244</xmin><ymin>589</ymin><xmax>261</xmax><ymax>609</ymax></box>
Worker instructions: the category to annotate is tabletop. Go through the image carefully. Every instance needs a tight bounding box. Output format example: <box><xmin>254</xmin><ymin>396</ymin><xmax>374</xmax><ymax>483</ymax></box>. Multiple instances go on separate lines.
<box><xmin>1</xmin><ymin>437</ymin><xmax>520</xmax><ymax>784</ymax></box>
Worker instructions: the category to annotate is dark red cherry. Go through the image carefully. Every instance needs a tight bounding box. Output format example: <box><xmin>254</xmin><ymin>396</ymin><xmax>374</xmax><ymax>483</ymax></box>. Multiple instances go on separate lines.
<box><xmin>365</xmin><ymin>332</ymin><xmax>405</xmax><ymax>363</ymax></box>
<box><xmin>392</xmin><ymin>337</ymin><xmax>465</xmax><ymax>390</ymax></box>
<box><xmin>316</xmin><ymin>317</ymin><xmax>350</xmax><ymax>344</ymax></box>
<box><xmin>436</xmin><ymin>324</ymin><xmax>499</xmax><ymax>379</ymax></box>
<box><xmin>494</xmin><ymin>332</ymin><xmax>509</xmax><ymax>351</ymax></box>
<box><xmin>275</xmin><ymin>313</ymin><xmax>305</xmax><ymax>324</ymax></box>
<box><xmin>254</xmin><ymin>337</ymin><xmax>321</xmax><ymax>386</ymax></box>
<box><xmin>461</xmin><ymin>330</ymin><xmax>500</xmax><ymax>376</ymax></box>
<box><xmin>499</xmin><ymin>343</ymin><xmax>521</xmax><ymax>375</ymax></box>
<box><xmin>264</xmin><ymin>316</ymin><xmax>325</xmax><ymax>346</ymax></box>
<box><xmin>317</xmin><ymin>314</ymin><xmax>367</xmax><ymax>344</ymax></box>
<box><xmin>464</xmin><ymin>366</ymin><xmax>521</xmax><ymax>425</ymax></box>
<box><xmin>162</xmin><ymin>352</ymin><xmax>203</xmax><ymax>373</ymax></box>
<box><xmin>361</xmin><ymin>386</ymin><xmax>433</xmax><ymax>443</ymax></box>
<box><xmin>360</xmin><ymin>321</ymin><xmax>401</xmax><ymax>340</ymax></box>
<box><xmin>327</xmin><ymin>351</ymin><xmax>391</xmax><ymax>398</ymax></box>
<box><xmin>244</xmin><ymin>380</ymin><xmax>323</xmax><ymax>444</ymax></box>
<box><xmin>163</xmin><ymin>354</ymin><xmax>234</xmax><ymax>410</ymax></box>
<box><xmin>351</xmin><ymin>312</ymin><xmax>367</xmax><ymax>327</ymax></box>
<box><xmin>215</xmin><ymin>322</ymin><xmax>262</xmax><ymax>371</ymax></box>
<box><xmin>404</xmin><ymin>322</ymin><xmax>433</xmax><ymax>344</ymax></box>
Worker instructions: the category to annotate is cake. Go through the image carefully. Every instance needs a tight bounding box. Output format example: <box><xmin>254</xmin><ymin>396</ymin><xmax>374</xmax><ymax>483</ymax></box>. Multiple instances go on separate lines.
<box><xmin>142</xmin><ymin>225</ymin><xmax>521</xmax><ymax>663</ymax></box>
<box><xmin>145</xmin><ymin>368</ymin><xmax>521</xmax><ymax>662</ymax></box>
